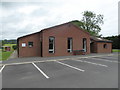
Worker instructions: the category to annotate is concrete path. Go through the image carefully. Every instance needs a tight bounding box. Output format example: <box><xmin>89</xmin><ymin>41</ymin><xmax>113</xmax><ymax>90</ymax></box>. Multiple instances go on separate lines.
<box><xmin>9</xmin><ymin>50</ymin><xmax>18</xmax><ymax>59</ymax></box>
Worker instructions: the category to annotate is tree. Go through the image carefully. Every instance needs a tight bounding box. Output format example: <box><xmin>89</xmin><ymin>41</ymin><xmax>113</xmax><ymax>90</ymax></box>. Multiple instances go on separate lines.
<box><xmin>0</xmin><ymin>41</ymin><xmax>2</xmax><ymax>48</ymax></box>
<box><xmin>12</xmin><ymin>45</ymin><xmax>17</xmax><ymax>50</ymax></box>
<box><xmin>103</xmin><ymin>35</ymin><xmax>120</xmax><ymax>49</ymax></box>
<box><xmin>72</xmin><ymin>11</ymin><xmax>104</xmax><ymax>36</ymax></box>
<box><xmin>2</xmin><ymin>40</ymin><xmax>5</xmax><ymax>46</ymax></box>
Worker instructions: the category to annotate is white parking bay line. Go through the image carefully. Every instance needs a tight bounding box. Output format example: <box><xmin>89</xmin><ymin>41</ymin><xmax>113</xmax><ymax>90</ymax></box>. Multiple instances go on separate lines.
<box><xmin>91</xmin><ymin>58</ymin><xmax>119</xmax><ymax>63</ymax></box>
<box><xmin>32</xmin><ymin>63</ymin><xmax>49</xmax><ymax>79</ymax></box>
<box><xmin>74</xmin><ymin>60</ymin><xmax>108</xmax><ymax>67</ymax></box>
<box><xmin>55</xmin><ymin>61</ymin><xmax>85</xmax><ymax>72</ymax></box>
<box><xmin>0</xmin><ymin>65</ymin><xmax>5</xmax><ymax>73</ymax></box>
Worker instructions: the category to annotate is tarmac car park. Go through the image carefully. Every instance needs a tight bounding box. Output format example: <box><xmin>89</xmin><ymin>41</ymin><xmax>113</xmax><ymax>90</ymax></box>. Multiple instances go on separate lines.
<box><xmin>1</xmin><ymin>53</ymin><xmax>118</xmax><ymax>88</ymax></box>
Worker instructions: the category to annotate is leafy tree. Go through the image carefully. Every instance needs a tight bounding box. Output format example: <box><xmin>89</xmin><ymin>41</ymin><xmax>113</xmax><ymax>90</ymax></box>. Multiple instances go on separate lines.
<box><xmin>12</xmin><ymin>45</ymin><xmax>17</xmax><ymax>50</ymax></box>
<box><xmin>103</xmin><ymin>35</ymin><xmax>120</xmax><ymax>49</ymax></box>
<box><xmin>0</xmin><ymin>41</ymin><xmax>2</xmax><ymax>48</ymax></box>
<box><xmin>2</xmin><ymin>40</ymin><xmax>5</xmax><ymax>46</ymax></box>
<box><xmin>1</xmin><ymin>39</ymin><xmax>17</xmax><ymax>45</ymax></box>
<box><xmin>72</xmin><ymin>11</ymin><xmax>104</xmax><ymax>36</ymax></box>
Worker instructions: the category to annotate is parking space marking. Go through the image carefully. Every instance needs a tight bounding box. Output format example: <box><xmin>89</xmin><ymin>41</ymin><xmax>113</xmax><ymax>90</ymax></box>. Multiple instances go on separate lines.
<box><xmin>1</xmin><ymin>60</ymin><xmax>57</xmax><ymax>66</ymax></box>
<box><xmin>90</xmin><ymin>58</ymin><xmax>119</xmax><ymax>63</ymax></box>
<box><xmin>32</xmin><ymin>63</ymin><xmax>49</xmax><ymax>79</ymax></box>
<box><xmin>74</xmin><ymin>60</ymin><xmax>108</xmax><ymax>67</ymax></box>
<box><xmin>0</xmin><ymin>53</ymin><xmax>118</xmax><ymax>67</ymax></box>
<box><xmin>80</xmin><ymin>54</ymin><xmax>117</xmax><ymax>58</ymax></box>
<box><xmin>55</xmin><ymin>61</ymin><xmax>85</xmax><ymax>72</ymax></box>
<box><xmin>0</xmin><ymin>65</ymin><xmax>5</xmax><ymax>73</ymax></box>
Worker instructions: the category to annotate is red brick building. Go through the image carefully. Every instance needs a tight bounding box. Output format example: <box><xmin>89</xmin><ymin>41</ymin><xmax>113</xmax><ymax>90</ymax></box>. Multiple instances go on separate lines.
<box><xmin>90</xmin><ymin>36</ymin><xmax>112</xmax><ymax>53</ymax></box>
<box><xmin>17</xmin><ymin>22</ymin><xmax>112</xmax><ymax>57</ymax></box>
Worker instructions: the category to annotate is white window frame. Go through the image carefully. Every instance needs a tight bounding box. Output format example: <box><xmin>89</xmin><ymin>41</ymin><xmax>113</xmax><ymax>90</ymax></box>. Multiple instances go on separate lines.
<box><xmin>28</xmin><ymin>42</ymin><xmax>33</xmax><ymax>48</ymax></box>
<box><xmin>49</xmin><ymin>37</ymin><xmax>55</xmax><ymax>53</ymax></box>
<box><xmin>67</xmin><ymin>38</ymin><xmax>72</xmax><ymax>52</ymax></box>
<box><xmin>22</xmin><ymin>43</ymin><xmax>26</xmax><ymax>47</ymax></box>
<box><xmin>83</xmin><ymin>38</ymin><xmax>87</xmax><ymax>52</ymax></box>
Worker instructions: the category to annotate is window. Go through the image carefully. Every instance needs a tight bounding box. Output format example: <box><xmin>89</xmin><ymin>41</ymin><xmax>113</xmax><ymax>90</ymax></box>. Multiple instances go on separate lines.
<box><xmin>22</xmin><ymin>43</ymin><xmax>26</xmax><ymax>47</ymax></box>
<box><xmin>28</xmin><ymin>42</ymin><xmax>33</xmax><ymax>47</ymax></box>
<box><xmin>83</xmin><ymin>38</ymin><xmax>87</xmax><ymax>52</ymax></box>
<box><xmin>103</xmin><ymin>44</ymin><xmax>107</xmax><ymax>48</ymax></box>
<box><xmin>49</xmin><ymin>37</ymin><xmax>55</xmax><ymax>53</ymax></box>
<box><xmin>67</xmin><ymin>38</ymin><xmax>72</xmax><ymax>52</ymax></box>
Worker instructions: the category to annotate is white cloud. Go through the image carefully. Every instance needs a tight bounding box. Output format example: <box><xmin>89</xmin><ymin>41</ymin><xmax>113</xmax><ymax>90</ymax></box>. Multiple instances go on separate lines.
<box><xmin>18</xmin><ymin>5</ymin><xmax>40</xmax><ymax>15</ymax></box>
<box><xmin>0</xmin><ymin>0</ymin><xmax>119</xmax><ymax>39</ymax></box>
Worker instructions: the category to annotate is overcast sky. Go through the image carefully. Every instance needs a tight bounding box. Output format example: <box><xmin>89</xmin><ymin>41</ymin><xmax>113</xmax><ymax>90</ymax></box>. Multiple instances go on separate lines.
<box><xmin>0</xmin><ymin>0</ymin><xmax>119</xmax><ymax>40</ymax></box>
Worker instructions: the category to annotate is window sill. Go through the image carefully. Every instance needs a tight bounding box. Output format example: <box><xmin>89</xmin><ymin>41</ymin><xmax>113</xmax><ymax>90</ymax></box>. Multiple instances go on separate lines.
<box><xmin>49</xmin><ymin>53</ymin><xmax>55</xmax><ymax>54</ymax></box>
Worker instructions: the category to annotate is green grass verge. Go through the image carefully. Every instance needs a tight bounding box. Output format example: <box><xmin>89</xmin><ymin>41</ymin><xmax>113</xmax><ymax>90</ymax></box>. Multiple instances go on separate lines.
<box><xmin>112</xmin><ymin>49</ymin><xmax>120</xmax><ymax>52</ymax></box>
<box><xmin>0</xmin><ymin>51</ymin><xmax>13</xmax><ymax>61</ymax></box>
<box><xmin>0</xmin><ymin>44</ymin><xmax>16</xmax><ymax>61</ymax></box>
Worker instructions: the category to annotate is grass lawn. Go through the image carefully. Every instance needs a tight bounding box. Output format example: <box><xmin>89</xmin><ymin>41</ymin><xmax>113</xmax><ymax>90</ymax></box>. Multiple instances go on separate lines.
<box><xmin>0</xmin><ymin>44</ymin><xmax>16</xmax><ymax>61</ymax></box>
<box><xmin>0</xmin><ymin>51</ymin><xmax>13</xmax><ymax>61</ymax></box>
<box><xmin>112</xmin><ymin>49</ymin><xmax>120</xmax><ymax>52</ymax></box>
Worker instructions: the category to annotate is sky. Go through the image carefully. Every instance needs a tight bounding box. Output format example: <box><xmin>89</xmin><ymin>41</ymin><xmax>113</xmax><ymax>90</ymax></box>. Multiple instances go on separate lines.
<box><xmin>0</xmin><ymin>0</ymin><xmax>119</xmax><ymax>40</ymax></box>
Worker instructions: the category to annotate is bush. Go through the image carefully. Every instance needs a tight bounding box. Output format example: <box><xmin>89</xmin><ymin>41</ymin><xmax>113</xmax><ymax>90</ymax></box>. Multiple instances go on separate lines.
<box><xmin>12</xmin><ymin>45</ymin><xmax>17</xmax><ymax>50</ymax></box>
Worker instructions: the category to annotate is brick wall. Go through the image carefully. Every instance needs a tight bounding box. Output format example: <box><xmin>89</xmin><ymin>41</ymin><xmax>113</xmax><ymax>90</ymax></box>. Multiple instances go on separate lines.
<box><xmin>18</xmin><ymin>33</ymin><xmax>41</xmax><ymax>57</ymax></box>
<box><xmin>42</xmin><ymin>23</ymin><xmax>90</xmax><ymax>57</ymax></box>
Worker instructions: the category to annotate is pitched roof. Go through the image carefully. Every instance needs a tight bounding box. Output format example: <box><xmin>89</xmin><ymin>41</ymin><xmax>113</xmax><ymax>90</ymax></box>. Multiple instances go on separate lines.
<box><xmin>17</xmin><ymin>31</ymin><xmax>40</xmax><ymax>40</ymax></box>
<box><xmin>41</xmin><ymin>21</ymin><xmax>90</xmax><ymax>35</ymax></box>
<box><xmin>18</xmin><ymin>21</ymin><xmax>90</xmax><ymax>40</ymax></box>
<box><xmin>90</xmin><ymin>36</ymin><xmax>112</xmax><ymax>43</ymax></box>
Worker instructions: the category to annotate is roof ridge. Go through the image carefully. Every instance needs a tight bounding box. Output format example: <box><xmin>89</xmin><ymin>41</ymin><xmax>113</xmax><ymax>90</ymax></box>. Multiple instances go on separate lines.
<box><xmin>18</xmin><ymin>20</ymin><xmax>90</xmax><ymax>39</ymax></box>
